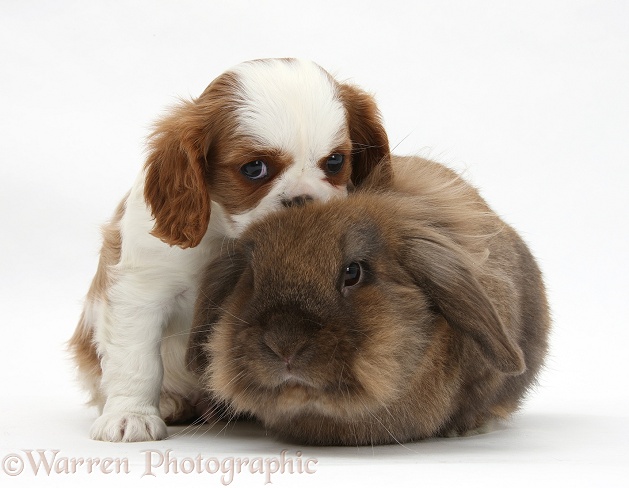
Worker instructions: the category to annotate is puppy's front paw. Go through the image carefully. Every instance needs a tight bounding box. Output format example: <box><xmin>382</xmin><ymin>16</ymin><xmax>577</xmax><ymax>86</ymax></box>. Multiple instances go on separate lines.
<box><xmin>89</xmin><ymin>412</ymin><xmax>167</xmax><ymax>442</ymax></box>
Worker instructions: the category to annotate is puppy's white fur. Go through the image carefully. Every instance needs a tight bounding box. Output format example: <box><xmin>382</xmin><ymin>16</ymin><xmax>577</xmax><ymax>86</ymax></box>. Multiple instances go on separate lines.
<box><xmin>69</xmin><ymin>58</ymin><xmax>390</xmax><ymax>442</ymax></box>
<box><xmin>227</xmin><ymin>60</ymin><xmax>350</xmax><ymax>234</ymax></box>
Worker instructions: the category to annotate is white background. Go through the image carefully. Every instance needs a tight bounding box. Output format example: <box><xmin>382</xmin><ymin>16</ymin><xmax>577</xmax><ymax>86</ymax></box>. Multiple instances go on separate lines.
<box><xmin>1</xmin><ymin>1</ymin><xmax>627</xmax><ymax>487</ymax></box>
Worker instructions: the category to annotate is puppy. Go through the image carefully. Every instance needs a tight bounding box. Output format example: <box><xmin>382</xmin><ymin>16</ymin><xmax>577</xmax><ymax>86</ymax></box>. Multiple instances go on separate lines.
<box><xmin>68</xmin><ymin>58</ymin><xmax>391</xmax><ymax>442</ymax></box>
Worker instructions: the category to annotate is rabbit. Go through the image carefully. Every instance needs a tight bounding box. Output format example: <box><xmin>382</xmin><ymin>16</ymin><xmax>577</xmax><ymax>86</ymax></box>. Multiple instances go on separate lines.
<box><xmin>187</xmin><ymin>155</ymin><xmax>551</xmax><ymax>446</ymax></box>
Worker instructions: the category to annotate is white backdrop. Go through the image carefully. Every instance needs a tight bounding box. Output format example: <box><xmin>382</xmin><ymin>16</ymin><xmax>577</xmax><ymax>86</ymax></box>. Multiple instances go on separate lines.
<box><xmin>1</xmin><ymin>1</ymin><xmax>627</xmax><ymax>487</ymax></box>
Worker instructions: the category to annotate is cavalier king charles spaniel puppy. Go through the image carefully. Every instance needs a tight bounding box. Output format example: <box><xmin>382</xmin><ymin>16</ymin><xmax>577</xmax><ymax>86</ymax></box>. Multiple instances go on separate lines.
<box><xmin>69</xmin><ymin>58</ymin><xmax>391</xmax><ymax>441</ymax></box>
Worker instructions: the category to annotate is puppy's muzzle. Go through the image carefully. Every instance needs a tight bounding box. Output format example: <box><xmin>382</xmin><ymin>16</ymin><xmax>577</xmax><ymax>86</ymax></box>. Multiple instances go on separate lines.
<box><xmin>282</xmin><ymin>195</ymin><xmax>314</xmax><ymax>208</ymax></box>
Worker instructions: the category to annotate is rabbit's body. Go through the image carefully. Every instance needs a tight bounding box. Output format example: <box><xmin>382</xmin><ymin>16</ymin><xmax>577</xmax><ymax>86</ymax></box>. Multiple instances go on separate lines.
<box><xmin>189</xmin><ymin>156</ymin><xmax>550</xmax><ymax>446</ymax></box>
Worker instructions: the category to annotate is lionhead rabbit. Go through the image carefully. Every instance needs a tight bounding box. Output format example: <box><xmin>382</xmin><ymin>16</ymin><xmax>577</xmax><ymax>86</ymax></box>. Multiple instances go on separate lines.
<box><xmin>188</xmin><ymin>156</ymin><xmax>550</xmax><ymax>446</ymax></box>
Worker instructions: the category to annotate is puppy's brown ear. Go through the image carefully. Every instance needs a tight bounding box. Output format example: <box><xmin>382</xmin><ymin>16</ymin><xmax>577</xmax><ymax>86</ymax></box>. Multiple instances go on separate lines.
<box><xmin>403</xmin><ymin>230</ymin><xmax>526</xmax><ymax>375</ymax></box>
<box><xmin>187</xmin><ymin>248</ymin><xmax>247</xmax><ymax>374</ymax></box>
<box><xmin>144</xmin><ymin>100</ymin><xmax>211</xmax><ymax>249</ymax></box>
<box><xmin>338</xmin><ymin>83</ymin><xmax>392</xmax><ymax>188</ymax></box>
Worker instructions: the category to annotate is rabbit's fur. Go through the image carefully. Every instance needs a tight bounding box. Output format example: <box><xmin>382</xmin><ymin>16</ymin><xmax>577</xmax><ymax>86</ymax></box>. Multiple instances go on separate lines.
<box><xmin>188</xmin><ymin>155</ymin><xmax>550</xmax><ymax>446</ymax></box>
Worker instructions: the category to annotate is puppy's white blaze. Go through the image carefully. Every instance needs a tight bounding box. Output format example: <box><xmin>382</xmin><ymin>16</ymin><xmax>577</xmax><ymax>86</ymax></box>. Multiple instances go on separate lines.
<box><xmin>231</xmin><ymin>59</ymin><xmax>348</xmax><ymax>165</ymax></box>
<box><xmin>225</xmin><ymin>59</ymin><xmax>349</xmax><ymax>236</ymax></box>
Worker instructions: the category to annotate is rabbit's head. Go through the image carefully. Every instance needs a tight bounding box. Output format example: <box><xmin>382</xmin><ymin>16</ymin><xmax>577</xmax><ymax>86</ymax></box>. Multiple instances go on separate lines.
<box><xmin>188</xmin><ymin>185</ymin><xmax>542</xmax><ymax>445</ymax></box>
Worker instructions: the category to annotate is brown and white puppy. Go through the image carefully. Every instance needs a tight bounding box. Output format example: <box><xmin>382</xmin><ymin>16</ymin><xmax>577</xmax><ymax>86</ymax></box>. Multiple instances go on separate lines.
<box><xmin>68</xmin><ymin>58</ymin><xmax>390</xmax><ymax>442</ymax></box>
<box><xmin>189</xmin><ymin>156</ymin><xmax>551</xmax><ymax>446</ymax></box>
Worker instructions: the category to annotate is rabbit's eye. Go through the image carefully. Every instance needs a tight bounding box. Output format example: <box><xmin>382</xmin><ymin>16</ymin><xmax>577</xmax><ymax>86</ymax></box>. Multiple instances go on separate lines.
<box><xmin>343</xmin><ymin>262</ymin><xmax>362</xmax><ymax>288</ymax></box>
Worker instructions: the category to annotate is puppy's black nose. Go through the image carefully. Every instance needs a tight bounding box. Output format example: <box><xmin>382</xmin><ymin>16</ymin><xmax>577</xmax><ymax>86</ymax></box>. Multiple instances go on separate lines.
<box><xmin>281</xmin><ymin>195</ymin><xmax>314</xmax><ymax>208</ymax></box>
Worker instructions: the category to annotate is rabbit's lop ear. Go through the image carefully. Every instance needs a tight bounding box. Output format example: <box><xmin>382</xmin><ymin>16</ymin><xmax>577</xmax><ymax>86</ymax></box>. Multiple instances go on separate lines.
<box><xmin>187</xmin><ymin>249</ymin><xmax>248</xmax><ymax>374</ymax></box>
<box><xmin>403</xmin><ymin>231</ymin><xmax>526</xmax><ymax>375</ymax></box>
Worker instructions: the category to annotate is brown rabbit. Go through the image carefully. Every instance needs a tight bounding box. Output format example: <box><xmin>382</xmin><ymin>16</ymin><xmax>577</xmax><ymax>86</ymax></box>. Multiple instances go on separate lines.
<box><xmin>188</xmin><ymin>155</ymin><xmax>550</xmax><ymax>446</ymax></box>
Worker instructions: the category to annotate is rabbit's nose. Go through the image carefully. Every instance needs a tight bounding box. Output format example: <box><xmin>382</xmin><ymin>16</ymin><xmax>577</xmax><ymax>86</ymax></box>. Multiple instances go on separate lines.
<box><xmin>262</xmin><ymin>329</ymin><xmax>309</xmax><ymax>370</ymax></box>
<box><xmin>264</xmin><ymin>337</ymin><xmax>303</xmax><ymax>368</ymax></box>
<box><xmin>281</xmin><ymin>195</ymin><xmax>314</xmax><ymax>208</ymax></box>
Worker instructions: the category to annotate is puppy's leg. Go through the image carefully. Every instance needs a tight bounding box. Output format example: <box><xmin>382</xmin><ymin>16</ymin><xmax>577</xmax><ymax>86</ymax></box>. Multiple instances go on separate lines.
<box><xmin>89</xmin><ymin>271</ymin><xmax>170</xmax><ymax>442</ymax></box>
<box><xmin>158</xmin><ymin>296</ymin><xmax>203</xmax><ymax>424</ymax></box>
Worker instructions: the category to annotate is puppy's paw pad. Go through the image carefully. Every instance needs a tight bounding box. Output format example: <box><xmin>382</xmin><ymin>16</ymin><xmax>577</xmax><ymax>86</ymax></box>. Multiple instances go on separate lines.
<box><xmin>90</xmin><ymin>412</ymin><xmax>167</xmax><ymax>442</ymax></box>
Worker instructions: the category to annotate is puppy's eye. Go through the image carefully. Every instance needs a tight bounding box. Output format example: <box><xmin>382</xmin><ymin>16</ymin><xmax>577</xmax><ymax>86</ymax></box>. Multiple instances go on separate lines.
<box><xmin>325</xmin><ymin>154</ymin><xmax>345</xmax><ymax>174</ymax></box>
<box><xmin>343</xmin><ymin>262</ymin><xmax>362</xmax><ymax>288</ymax></box>
<box><xmin>241</xmin><ymin>160</ymin><xmax>268</xmax><ymax>180</ymax></box>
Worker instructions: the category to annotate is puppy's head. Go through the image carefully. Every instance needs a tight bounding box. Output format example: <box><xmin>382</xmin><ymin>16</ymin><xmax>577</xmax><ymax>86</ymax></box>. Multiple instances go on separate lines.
<box><xmin>143</xmin><ymin>58</ymin><xmax>391</xmax><ymax>247</ymax></box>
